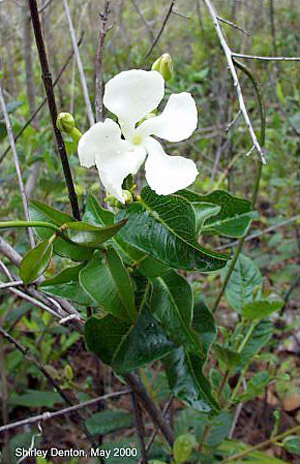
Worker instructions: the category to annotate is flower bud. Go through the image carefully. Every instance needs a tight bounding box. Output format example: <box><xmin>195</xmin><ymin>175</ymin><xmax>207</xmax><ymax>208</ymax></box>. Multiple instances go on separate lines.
<box><xmin>57</xmin><ymin>112</ymin><xmax>82</xmax><ymax>144</ymax></box>
<box><xmin>151</xmin><ymin>53</ymin><xmax>173</xmax><ymax>81</ymax></box>
<box><xmin>122</xmin><ymin>190</ymin><xmax>133</xmax><ymax>204</ymax></box>
<box><xmin>57</xmin><ymin>112</ymin><xmax>75</xmax><ymax>133</ymax></box>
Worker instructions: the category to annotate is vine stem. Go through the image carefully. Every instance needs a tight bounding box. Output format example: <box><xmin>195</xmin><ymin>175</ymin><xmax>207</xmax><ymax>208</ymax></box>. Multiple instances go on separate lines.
<box><xmin>28</xmin><ymin>0</ymin><xmax>81</xmax><ymax>220</ymax></box>
<box><xmin>0</xmin><ymin>221</ymin><xmax>59</xmax><ymax>232</ymax></box>
<box><xmin>220</xmin><ymin>425</ymin><xmax>300</xmax><ymax>463</ymax></box>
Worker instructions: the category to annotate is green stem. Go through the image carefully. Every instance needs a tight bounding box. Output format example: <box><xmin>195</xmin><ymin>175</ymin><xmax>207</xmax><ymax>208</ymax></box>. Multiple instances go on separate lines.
<box><xmin>220</xmin><ymin>425</ymin><xmax>300</xmax><ymax>463</ymax></box>
<box><xmin>0</xmin><ymin>221</ymin><xmax>59</xmax><ymax>232</ymax></box>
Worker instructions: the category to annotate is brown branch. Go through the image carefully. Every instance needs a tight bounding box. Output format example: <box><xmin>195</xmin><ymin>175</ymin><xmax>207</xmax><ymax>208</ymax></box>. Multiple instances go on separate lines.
<box><xmin>125</xmin><ymin>372</ymin><xmax>174</xmax><ymax>447</ymax></box>
<box><xmin>131</xmin><ymin>391</ymin><xmax>148</xmax><ymax>464</ymax></box>
<box><xmin>28</xmin><ymin>0</ymin><xmax>81</xmax><ymax>220</ymax></box>
<box><xmin>145</xmin><ymin>1</ymin><xmax>175</xmax><ymax>59</ymax></box>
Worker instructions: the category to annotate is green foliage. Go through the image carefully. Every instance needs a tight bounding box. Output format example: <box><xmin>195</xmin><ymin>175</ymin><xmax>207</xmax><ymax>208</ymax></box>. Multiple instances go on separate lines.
<box><xmin>20</xmin><ymin>239</ymin><xmax>53</xmax><ymax>284</ymax></box>
<box><xmin>222</xmin><ymin>254</ymin><xmax>262</xmax><ymax>313</ymax></box>
<box><xmin>173</xmin><ymin>433</ymin><xmax>195</xmax><ymax>463</ymax></box>
<box><xmin>80</xmin><ymin>249</ymin><xmax>136</xmax><ymax>321</ymax></box>
<box><xmin>85</xmin><ymin>410</ymin><xmax>134</xmax><ymax>435</ymax></box>
<box><xmin>242</xmin><ymin>298</ymin><xmax>284</xmax><ymax>320</ymax></box>
<box><xmin>117</xmin><ymin>187</ymin><xmax>229</xmax><ymax>272</ymax></box>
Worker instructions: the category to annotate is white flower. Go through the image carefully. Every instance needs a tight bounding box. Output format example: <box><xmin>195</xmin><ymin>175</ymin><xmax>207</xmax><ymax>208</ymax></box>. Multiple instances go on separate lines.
<box><xmin>78</xmin><ymin>69</ymin><xmax>198</xmax><ymax>203</ymax></box>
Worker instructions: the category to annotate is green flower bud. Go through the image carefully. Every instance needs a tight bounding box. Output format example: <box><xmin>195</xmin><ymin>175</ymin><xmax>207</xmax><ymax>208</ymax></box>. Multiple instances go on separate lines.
<box><xmin>122</xmin><ymin>190</ymin><xmax>133</xmax><ymax>204</ymax></box>
<box><xmin>57</xmin><ymin>112</ymin><xmax>75</xmax><ymax>133</ymax></box>
<box><xmin>173</xmin><ymin>434</ymin><xmax>195</xmax><ymax>464</ymax></box>
<box><xmin>151</xmin><ymin>53</ymin><xmax>173</xmax><ymax>81</ymax></box>
<box><xmin>57</xmin><ymin>112</ymin><xmax>82</xmax><ymax>144</ymax></box>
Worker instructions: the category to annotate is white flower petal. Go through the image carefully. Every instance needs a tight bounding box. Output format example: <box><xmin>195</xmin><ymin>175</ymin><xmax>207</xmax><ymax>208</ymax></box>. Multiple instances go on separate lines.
<box><xmin>78</xmin><ymin>119</ymin><xmax>146</xmax><ymax>202</ymax></box>
<box><xmin>145</xmin><ymin>137</ymin><xmax>198</xmax><ymax>195</ymax></box>
<box><xmin>103</xmin><ymin>70</ymin><xmax>164</xmax><ymax>127</ymax></box>
<box><xmin>137</xmin><ymin>92</ymin><xmax>198</xmax><ymax>142</ymax></box>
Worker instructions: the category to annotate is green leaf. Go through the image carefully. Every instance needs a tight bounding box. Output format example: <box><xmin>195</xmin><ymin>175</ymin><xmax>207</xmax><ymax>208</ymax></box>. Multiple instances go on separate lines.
<box><xmin>29</xmin><ymin>200</ymin><xmax>94</xmax><ymax>261</ymax></box>
<box><xmin>20</xmin><ymin>239</ymin><xmax>53</xmax><ymax>284</ymax></box>
<box><xmin>282</xmin><ymin>436</ymin><xmax>300</xmax><ymax>455</ymax></box>
<box><xmin>242</xmin><ymin>298</ymin><xmax>284</xmax><ymax>320</ymax></box>
<box><xmin>219</xmin><ymin>439</ymin><xmax>292</xmax><ymax>463</ymax></box>
<box><xmin>192</xmin><ymin>202</ymin><xmax>221</xmax><ymax>233</ymax></box>
<box><xmin>9</xmin><ymin>390</ymin><xmax>61</xmax><ymax>408</ymax></box>
<box><xmin>84</xmin><ymin>313</ymin><xmax>175</xmax><ymax>373</ymax></box>
<box><xmin>117</xmin><ymin>187</ymin><xmax>228</xmax><ymax>272</ymax></box>
<box><xmin>150</xmin><ymin>270</ymin><xmax>201</xmax><ymax>354</ymax></box>
<box><xmin>165</xmin><ymin>348</ymin><xmax>219</xmax><ymax>412</ymax></box>
<box><xmin>85</xmin><ymin>410</ymin><xmax>134</xmax><ymax>436</ymax></box>
<box><xmin>214</xmin><ymin>344</ymin><xmax>242</xmax><ymax>367</ymax></box>
<box><xmin>192</xmin><ymin>295</ymin><xmax>217</xmax><ymax>355</ymax></box>
<box><xmin>173</xmin><ymin>434</ymin><xmax>195</xmax><ymax>464</ymax></box>
<box><xmin>83</xmin><ymin>193</ymin><xmax>170</xmax><ymax>277</ymax></box>
<box><xmin>240</xmin><ymin>320</ymin><xmax>273</xmax><ymax>365</ymax></box>
<box><xmin>40</xmin><ymin>264</ymin><xmax>95</xmax><ymax>306</ymax></box>
<box><xmin>64</xmin><ymin>219</ymin><xmax>127</xmax><ymax>248</ymax></box>
<box><xmin>222</xmin><ymin>254</ymin><xmax>262</xmax><ymax>313</ymax></box>
<box><xmin>239</xmin><ymin>372</ymin><xmax>271</xmax><ymax>401</ymax></box>
<box><xmin>177</xmin><ymin>189</ymin><xmax>256</xmax><ymax>238</ymax></box>
<box><xmin>83</xmin><ymin>193</ymin><xmax>115</xmax><ymax>226</ymax></box>
<box><xmin>80</xmin><ymin>249</ymin><xmax>136</xmax><ymax>322</ymax></box>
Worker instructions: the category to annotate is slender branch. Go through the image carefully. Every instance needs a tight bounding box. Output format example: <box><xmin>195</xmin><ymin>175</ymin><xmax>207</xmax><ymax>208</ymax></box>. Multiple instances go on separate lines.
<box><xmin>0</xmin><ymin>236</ymin><xmax>22</xmax><ymax>266</ymax></box>
<box><xmin>0</xmin><ymin>280</ymin><xmax>23</xmax><ymax>289</ymax></box>
<box><xmin>63</xmin><ymin>0</ymin><xmax>95</xmax><ymax>126</ymax></box>
<box><xmin>28</xmin><ymin>0</ymin><xmax>81</xmax><ymax>220</ymax></box>
<box><xmin>232</xmin><ymin>52</ymin><xmax>300</xmax><ymax>61</ymax></box>
<box><xmin>0</xmin><ymin>34</ymin><xmax>84</xmax><ymax>165</ymax></box>
<box><xmin>217</xmin><ymin>215</ymin><xmax>300</xmax><ymax>251</ymax></box>
<box><xmin>138</xmin><ymin>396</ymin><xmax>173</xmax><ymax>464</ymax></box>
<box><xmin>145</xmin><ymin>1</ymin><xmax>175</xmax><ymax>59</ymax></box>
<box><xmin>0</xmin><ymin>85</ymin><xmax>35</xmax><ymax>247</ymax></box>
<box><xmin>132</xmin><ymin>0</ymin><xmax>155</xmax><ymax>41</ymax></box>
<box><xmin>216</xmin><ymin>16</ymin><xmax>249</xmax><ymax>36</ymax></box>
<box><xmin>220</xmin><ymin>425</ymin><xmax>300</xmax><ymax>463</ymax></box>
<box><xmin>0</xmin><ymin>388</ymin><xmax>131</xmax><ymax>433</ymax></box>
<box><xmin>203</xmin><ymin>0</ymin><xmax>266</xmax><ymax>164</ymax></box>
<box><xmin>95</xmin><ymin>1</ymin><xmax>111</xmax><ymax>122</ymax></box>
<box><xmin>131</xmin><ymin>391</ymin><xmax>148</xmax><ymax>464</ymax></box>
<box><xmin>125</xmin><ymin>372</ymin><xmax>174</xmax><ymax>447</ymax></box>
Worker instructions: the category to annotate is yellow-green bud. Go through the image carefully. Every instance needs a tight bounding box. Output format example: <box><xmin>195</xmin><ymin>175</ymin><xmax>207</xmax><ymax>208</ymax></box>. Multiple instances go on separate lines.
<box><xmin>57</xmin><ymin>112</ymin><xmax>75</xmax><ymax>133</ymax></box>
<box><xmin>122</xmin><ymin>190</ymin><xmax>133</xmax><ymax>204</ymax></box>
<box><xmin>57</xmin><ymin>112</ymin><xmax>82</xmax><ymax>144</ymax></box>
<box><xmin>173</xmin><ymin>434</ymin><xmax>195</xmax><ymax>464</ymax></box>
<box><xmin>151</xmin><ymin>53</ymin><xmax>173</xmax><ymax>81</ymax></box>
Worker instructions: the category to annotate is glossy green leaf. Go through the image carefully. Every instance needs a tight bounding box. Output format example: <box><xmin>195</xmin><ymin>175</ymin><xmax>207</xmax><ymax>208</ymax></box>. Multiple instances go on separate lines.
<box><xmin>85</xmin><ymin>410</ymin><xmax>134</xmax><ymax>436</ymax></box>
<box><xmin>222</xmin><ymin>254</ymin><xmax>262</xmax><ymax>313</ymax></box>
<box><xmin>117</xmin><ymin>187</ymin><xmax>228</xmax><ymax>272</ymax></box>
<box><xmin>165</xmin><ymin>347</ymin><xmax>219</xmax><ymax>412</ymax></box>
<box><xmin>64</xmin><ymin>219</ymin><xmax>127</xmax><ymax>248</ymax></box>
<box><xmin>239</xmin><ymin>372</ymin><xmax>271</xmax><ymax>402</ymax></box>
<box><xmin>29</xmin><ymin>200</ymin><xmax>94</xmax><ymax>261</ymax></box>
<box><xmin>151</xmin><ymin>270</ymin><xmax>201</xmax><ymax>354</ymax></box>
<box><xmin>40</xmin><ymin>264</ymin><xmax>95</xmax><ymax>306</ymax></box>
<box><xmin>177</xmin><ymin>189</ymin><xmax>256</xmax><ymax>238</ymax></box>
<box><xmin>20</xmin><ymin>239</ymin><xmax>53</xmax><ymax>284</ymax></box>
<box><xmin>84</xmin><ymin>313</ymin><xmax>175</xmax><ymax>373</ymax></box>
<box><xmin>192</xmin><ymin>295</ymin><xmax>217</xmax><ymax>355</ymax></box>
<box><xmin>82</xmin><ymin>193</ymin><xmax>115</xmax><ymax>226</ymax></box>
<box><xmin>242</xmin><ymin>298</ymin><xmax>284</xmax><ymax>320</ymax></box>
<box><xmin>80</xmin><ymin>249</ymin><xmax>136</xmax><ymax>322</ymax></box>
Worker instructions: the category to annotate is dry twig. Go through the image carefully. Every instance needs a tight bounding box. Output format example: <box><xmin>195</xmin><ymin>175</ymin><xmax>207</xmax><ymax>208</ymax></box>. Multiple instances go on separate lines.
<box><xmin>203</xmin><ymin>0</ymin><xmax>266</xmax><ymax>164</ymax></box>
